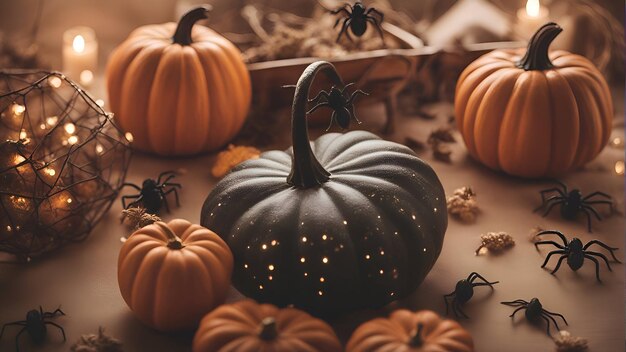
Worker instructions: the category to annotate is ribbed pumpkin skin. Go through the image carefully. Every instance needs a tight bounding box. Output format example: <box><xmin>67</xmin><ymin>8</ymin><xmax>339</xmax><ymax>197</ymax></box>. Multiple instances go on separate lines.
<box><xmin>201</xmin><ymin>130</ymin><xmax>447</xmax><ymax>316</ymax></box>
<box><xmin>192</xmin><ymin>299</ymin><xmax>342</xmax><ymax>352</ymax></box>
<box><xmin>346</xmin><ymin>310</ymin><xmax>474</xmax><ymax>352</ymax></box>
<box><xmin>106</xmin><ymin>23</ymin><xmax>251</xmax><ymax>156</ymax></box>
<box><xmin>117</xmin><ymin>219</ymin><xmax>233</xmax><ymax>331</ymax></box>
<box><xmin>455</xmin><ymin>49</ymin><xmax>612</xmax><ymax>178</ymax></box>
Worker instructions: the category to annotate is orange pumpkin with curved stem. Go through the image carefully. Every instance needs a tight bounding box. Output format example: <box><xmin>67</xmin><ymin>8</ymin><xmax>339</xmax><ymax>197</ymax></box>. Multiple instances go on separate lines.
<box><xmin>117</xmin><ymin>219</ymin><xmax>233</xmax><ymax>331</ymax></box>
<box><xmin>346</xmin><ymin>309</ymin><xmax>474</xmax><ymax>352</ymax></box>
<box><xmin>192</xmin><ymin>299</ymin><xmax>342</xmax><ymax>352</ymax></box>
<box><xmin>106</xmin><ymin>6</ymin><xmax>251</xmax><ymax>156</ymax></box>
<box><xmin>455</xmin><ymin>22</ymin><xmax>612</xmax><ymax>178</ymax></box>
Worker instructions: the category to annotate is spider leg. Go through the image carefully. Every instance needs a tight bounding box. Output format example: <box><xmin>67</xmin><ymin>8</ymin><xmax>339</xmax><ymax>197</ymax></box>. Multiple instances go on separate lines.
<box><xmin>536</xmin><ymin>188</ymin><xmax>566</xmax><ymax>210</ymax></box>
<box><xmin>347</xmin><ymin>90</ymin><xmax>370</xmax><ymax>105</ymax></box>
<box><xmin>501</xmin><ymin>299</ymin><xmax>529</xmax><ymax>306</ymax></box>
<box><xmin>340</xmin><ymin>82</ymin><xmax>356</xmax><ymax>94</ymax></box>
<box><xmin>541</xmin><ymin>200</ymin><xmax>565</xmax><ymax>217</ymax></box>
<box><xmin>584</xmin><ymin>240</ymin><xmax>621</xmax><ymax>262</ymax></box>
<box><xmin>163</xmin><ymin>182</ymin><xmax>182</xmax><ymax>189</ymax></box>
<box><xmin>164</xmin><ymin>188</ymin><xmax>180</xmax><ymax>208</ymax></box>
<box><xmin>127</xmin><ymin>196</ymin><xmax>144</xmax><ymax>210</ymax></box>
<box><xmin>443</xmin><ymin>292</ymin><xmax>454</xmax><ymax>315</ymax></box>
<box><xmin>542</xmin><ymin>309</ymin><xmax>568</xmax><ymax>325</ymax></box>
<box><xmin>122</xmin><ymin>183</ymin><xmax>142</xmax><ymax>191</ymax></box>
<box><xmin>540</xmin><ymin>314</ymin><xmax>555</xmax><ymax>336</ymax></box>
<box><xmin>308</xmin><ymin>90</ymin><xmax>330</xmax><ymax>104</ymax></box>
<box><xmin>583</xmin><ymin>254</ymin><xmax>603</xmax><ymax>282</ymax></box>
<box><xmin>583</xmin><ymin>191</ymin><xmax>611</xmax><ymax>200</ymax></box>
<box><xmin>533</xmin><ymin>195</ymin><xmax>561</xmax><ymax>212</ymax></box>
<box><xmin>582</xmin><ymin>205</ymin><xmax>602</xmax><ymax>221</ymax></box>
<box><xmin>122</xmin><ymin>195</ymin><xmax>142</xmax><ymax>209</ymax></box>
<box><xmin>326</xmin><ymin>111</ymin><xmax>338</xmax><ymax>131</ymax></box>
<box><xmin>336</xmin><ymin>18</ymin><xmax>353</xmax><ymax>42</ymax></box>
<box><xmin>365</xmin><ymin>7</ymin><xmax>385</xmax><ymax>22</ymax></box>
<box><xmin>581</xmin><ymin>206</ymin><xmax>600</xmax><ymax>232</ymax></box>
<box><xmin>585</xmin><ymin>200</ymin><xmax>614</xmax><ymax>214</ymax></box>
<box><xmin>307</xmin><ymin>102</ymin><xmax>331</xmax><ymax>115</ymax></box>
<box><xmin>43</xmin><ymin>307</ymin><xmax>65</xmax><ymax>317</ymax></box>
<box><xmin>1</xmin><ymin>322</ymin><xmax>26</xmax><ymax>339</ymax></box>
<box><xmin>454</xmin><ymin>300</ymin><xmax>469</xmax><ymax>319</ymax></box>
<box><xmin>365</xmin><ymin>16</ymin><xmax>385</xmax><ymax>42</ymax></box>
<box><xmin>471</xmin><ymin>282</ymin><xmax>499</xmax><ymax>288</ymax></box>
<box><xmin>15</xmin><ymin>327</ymin><xmax>26</xmax><ymax>352</ymax></box>
<box><xmin>468</xmin><ymin>272</ymin><xmax>495</xmax><ymax>284</ymax></box>
<box><xmin>552</xmin><ymin>179</ymin><xmax>569</xmax><ymax>194</ymax></box>
<box><xmin>535</xmin><ymin>240</ymin><xmax>565</xmax><ymax>250</ymax></box>
<box><xmin>157</xmin><ymin>171</ymin><xmax>177</xmax><ymax>184</ymax></box>
<box><xmin>44</xmin><ymin>322</ymin><xmax>66</xmax><ymax>341</ymax></box>
<box><xmin>344</xmin><ymin>106</ymin><xmax>361</xmax><ymax>125</ymax></box>
<box><xmin>509</xmin><ymin>306</ymin><xmax>526</xmax><ymax>318</ymax></box>
<box><xmin>330</xmin><ymin>4</ymin><xmax>351</xmax><ymax>16</ymax></box>
<box><xmin>536</xmin><ymin>231</ymin><xmax>569</xmax><ymax>246</ymax></box>
<box><xmin>159</xmin><ymin>174</ymin><xmax>179</xmax><ymax>187</ymax></box>
<box><xmin>585</xmin><ymin>251</ymin><xmax>613</xmax><ymax>271</ymax></box>
<box><xmin>548</xmin><ymin>254</ymin><xmax>567</xmax><ymax>275</ymax></box>
<box><xmin>541</xmin><ymin>251</ymin><xmax>566</xmax><ymax>269</ymax></box>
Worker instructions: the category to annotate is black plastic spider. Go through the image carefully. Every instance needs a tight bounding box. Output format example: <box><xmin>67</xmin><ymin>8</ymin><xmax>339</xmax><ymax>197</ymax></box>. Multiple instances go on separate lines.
<box><xmin>307</xmin><ymin>83</ymin><xmax>369</xmax><ymax>130</ymax></box>
<box><xmin>501</xmin><ymin>298</ymin><xmax>567</xmax><ymax>336</ymax></box>
<box><xmin>121</xmin><ymin>171</ymin><xmax>181</xmax><ymax>214</ymax></box>
<box><xmin>331</xmin><ymin>2</ymin><xmax>384</xmax><ymax>43</ymax></box>
<box><xmin>534</xmin><ymin>180</ymin><xmax>613</xmax><ymax>232</ymax></box>
<box><xmin>443</xmin><ymin>272</ymin><xmax>498</xmax><ymax>319</ymax></box>
<box><xmin>0</xmin><ymin>307</ymin><xmax>66</xmax><ymax>352</ymax></box>
<box><xmin>535</xmin><ymin>230</ymin><xmax>621</xmax><ymax>282</ymax></box>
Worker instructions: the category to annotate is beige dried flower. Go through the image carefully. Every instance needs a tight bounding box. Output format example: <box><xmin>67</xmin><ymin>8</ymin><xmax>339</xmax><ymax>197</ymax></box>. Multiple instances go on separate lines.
<box><xmin>71</xmin><ymin>327</ymin><xmax>123</xmax><ymax>352</ymax></box>
<box><xmin>121</xmin><ymin>207</ymin><xmax>161</xmax><ymax>230</ymax></box>
<box><xmin>211</xmin><ymin>144</ymin><xmax>261</xmax><ymax>179</ymax></box>
<box><xmin>554</xmin><ymin>330</ymin><xmax>588</xmax><ymax>352</ymax></box>
<box><xmin>475</xmin><ymin>232</ymin><xmax>515</xmax><ymax>255</ymax></box>
<box><xmin>447</xmin><ymin>186</ymin><xmax>479</xmax><ymax>222</ymax></box>
<box><xmin>529</xmin><ymin>225</ymin><xmax>546</xmax><ymax>243</ymax></box>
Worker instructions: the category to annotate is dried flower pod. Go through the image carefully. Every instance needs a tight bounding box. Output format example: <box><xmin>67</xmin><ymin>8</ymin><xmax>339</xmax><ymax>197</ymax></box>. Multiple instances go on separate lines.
<box><xmin>211</xmin><ymin>144</ymin><xmax>261</xmax><ymax>179</ymax></box>
<box><xmin>447</xmin><ymin>186</ymin><xmax>479</xmax><ymax>222</ymax></box>
<box><xmin>121</xmin><ymin>207</ymin><xmax>161</xmax><ymax>231</ymax></box>
<box><xmin>528</xmin><ymin>225</ymin><xmax>546</xmax><ymax>243</ymax></box>
<box><xmin>70</xmin><ymin>327</ymin><xmax>123</xmax><ymax>352</ymax></box>
<box><xmin>554</xmin><ymin>330</ymin><xmax>588</xmax><ymax>352</ymax></box>
<box><xmin>475</xmin><ymin>232</ymin><xmax>515</xmax><ymax>255</ymax></box>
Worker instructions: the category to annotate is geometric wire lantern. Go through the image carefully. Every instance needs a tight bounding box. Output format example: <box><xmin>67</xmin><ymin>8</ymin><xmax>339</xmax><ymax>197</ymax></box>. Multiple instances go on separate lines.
<box><xmin>0</xmin><ymin>70</ymin><xmax>132</xmax><ymax>261</ymax></box>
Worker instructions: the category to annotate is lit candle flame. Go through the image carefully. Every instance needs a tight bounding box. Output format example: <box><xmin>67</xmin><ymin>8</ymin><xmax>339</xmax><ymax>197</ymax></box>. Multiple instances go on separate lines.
<box><xmin>526</xmin><ymin>0</ymin><xmax>541</xmax><ymax>17</ymax></box>
<box><xmin>73</xmin><ymin>35</ymin><xmax>86</xmax><ymax>53</ymax></box>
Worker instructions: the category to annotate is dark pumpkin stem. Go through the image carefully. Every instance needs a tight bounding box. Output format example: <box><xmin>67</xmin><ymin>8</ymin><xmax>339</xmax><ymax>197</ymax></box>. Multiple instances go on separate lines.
<box><xmin>258</xmin><ymin>317</ymin><xmax>278</xmax><ymax>341</ymax></box>
<box><xmin>287</xmin><ymin>61</ymin><xmax>344</xmax><ymax>188</ymax></box>
<box><xmin>154</xmin><ymin>221</ymin><xmax>185</xmax><ymax>250</ymax></box>
<box><xmin>408</xmin><ymin>323</ymin><xmax>424</xmax><ymax>347</ymax></box>
<box><xmin>172</xmin><ymin>6</ymin><xmax>211</xmax><ymax>45</ymax></box>
<box><xmin>516</xmin><ymin>22</ymin><xmax>562</xmax><ymax>71</ymax></box>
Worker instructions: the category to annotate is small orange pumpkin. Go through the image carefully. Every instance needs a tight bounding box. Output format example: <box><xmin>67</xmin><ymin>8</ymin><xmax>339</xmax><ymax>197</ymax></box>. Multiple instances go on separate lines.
<box><xmin>192</xmin><ymin>299</ymin><xmax>342</xmax><ymax>352</ymax></box>
<box><xmin>455</xmin><ymin>23</ymin><xmax>613</xmax><ymax>178</ymax></box>
<box><xmin>106</xmin><ymin>6</ymin><xmax>251</xmax><ymax>156</ymax></box>
<box><xmin>346</xmin><ymin>309</ymin><xmax>474</xmax><ymax>352</ymax></box>
<box><xmin>117</xmin><ymin>219</ymin><xmax>233</xmax><ymax>331</ymax></box>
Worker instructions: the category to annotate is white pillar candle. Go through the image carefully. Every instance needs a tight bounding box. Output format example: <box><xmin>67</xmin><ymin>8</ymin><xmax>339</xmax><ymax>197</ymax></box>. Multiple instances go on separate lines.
<box><xmin>62</xmin><ymin>26</ymin><xmax>98</xmax><ymax>87</ymax></box>
<box><xmin>515</xmin><ymin>0</ymin><xmax>550</xmax><ymax>40</ymax></box>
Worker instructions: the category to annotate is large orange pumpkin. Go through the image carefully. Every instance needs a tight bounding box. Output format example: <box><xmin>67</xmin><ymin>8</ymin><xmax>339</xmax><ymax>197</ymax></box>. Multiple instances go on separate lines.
<box><xmin>455</xmin><ymin>22</ymin><xmax>613</xmax><ymax>178</ymax></box>
<box><xmin>117</xmin><ymin>219</ymin><xmax>233</xmax><ymax>331</ymax></box>
<box><xmin>106</xmin><ymin>6</ymin><xmax>251</xmax><ymax>156</ymax></box>
<box><xmin>346</xmin><ymin>309</ymin><xmax>474</xmax><ymax>352</ymax></box>
<box><xmin>192</xmin><ymin>299</ymin><xmax>342</xmax><ymax>352</ymax></box>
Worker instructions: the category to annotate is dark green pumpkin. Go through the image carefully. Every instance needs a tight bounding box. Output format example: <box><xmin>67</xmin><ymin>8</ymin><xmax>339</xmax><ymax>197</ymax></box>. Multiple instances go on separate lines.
<box><xmin>201</xmin><ymin>61</ymin><xmax>447</xmax><ymax>317</ymax></box>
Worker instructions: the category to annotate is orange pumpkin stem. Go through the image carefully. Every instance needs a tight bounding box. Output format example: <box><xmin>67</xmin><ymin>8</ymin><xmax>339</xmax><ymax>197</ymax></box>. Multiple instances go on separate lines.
<box><xmin>287</xmin><ymin>61</ymin><xmax>344</xmax><ymax>188</ymax></box>
<box><xmin>155</xmin><ymin>221</ymin><xmax>185</xmax><ymax>249</ymax></box>
<box><xmin>408</xmin><ymin>323</ymin><xmax>424</xmax><ymax>347</ymax></box>
<box><xmin>173</xmin><ymin>6</ymin><xmax>211</xmax><ymax>45</ymax></box>
<box><xmin>517</xmin><ymin>22</ymin><xmax>562</xmax><ymax>71</ymax></box>
<box><xmin>258</xmin><ymin>317</ymin><xmax>278</xmax><ymax>341</ymax></box>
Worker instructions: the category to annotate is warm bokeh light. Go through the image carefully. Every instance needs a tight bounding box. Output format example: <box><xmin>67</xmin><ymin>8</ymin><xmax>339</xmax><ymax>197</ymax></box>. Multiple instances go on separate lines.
<box><xmin>526</xmin><ymin>0</ymin><xmax>541</xmax><ymax>17</ymax></box>
<box><xmin>73</xmin><ymin>34</ymin><xmax>86</xmax><ymax>53</ymax></box>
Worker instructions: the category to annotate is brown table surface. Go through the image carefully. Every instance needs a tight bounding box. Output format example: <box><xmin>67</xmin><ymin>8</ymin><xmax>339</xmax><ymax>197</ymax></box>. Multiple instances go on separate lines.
<box><xmin>1</xmin><ymin>89</ymin><xmax>624</xmax><ymax>352</ymax></box>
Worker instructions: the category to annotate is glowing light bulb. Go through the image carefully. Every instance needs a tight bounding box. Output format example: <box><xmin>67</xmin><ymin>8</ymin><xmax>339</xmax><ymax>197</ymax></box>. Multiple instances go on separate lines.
<box><xmin>49</xmin><ymin>76</ymin><xmax>62</xmax><ymax>88</ymax></box>
<box><xmin>73</xmin><ymin>35</ymin><xmax>86</xmax><ymax>53</ymax></box>
<box><xmin>125</xmin><ymin>132</ymin><xmax>134</xmax><ymax>142</ymax></box>
<box><xmin>526</xmin><ymin>0</ymin><xmax>540</xmax><ymax>17</ymax></box>
<box><xmin>64</xmin><ymin>123</ymin><xmax>76</xmax><ymax>134</ymax></box>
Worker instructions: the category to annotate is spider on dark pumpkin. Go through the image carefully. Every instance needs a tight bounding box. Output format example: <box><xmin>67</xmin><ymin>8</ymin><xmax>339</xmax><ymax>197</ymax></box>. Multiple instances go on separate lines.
<box><xmin>307</xmin><ymin>83</ymin><xmax>369</xmax><ymax>130</ymax></box>
<box><xmin>535</xmin><ymin>230</ymin><xmax>621</xmax><ymax>282</ymax></box>
<box><xmin>121</xmin><ymin>171</ymin><xmax>181</xmax><ymax>214</ymax></box>
<box><xmin>443</xmin><ymin>272</ymin><xmax>498</xmax><ymax>319</ymax></box>
<box><xmin>501</xmin><ymin>297</ymin><xmax>567</xmax><ymax>336</ymax></box>
<box><xmin>534</xmin><ymin>180</ymin><xmax>613</xmax><ymax>232</ymax></box>
<box><xmin>330</xmin><ymin>2</ymin><xmax>384</xmax><ymax>43</ymax></box>
<box><xmin>0</xmin><ymin>306</ymin><xmax>66</xmax><ymax>352</ymax></box>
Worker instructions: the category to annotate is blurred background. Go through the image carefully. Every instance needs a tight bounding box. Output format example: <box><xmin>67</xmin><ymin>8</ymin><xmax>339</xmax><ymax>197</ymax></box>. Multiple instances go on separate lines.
<box><xmin>0</xmin><ymin>0</ymin><xmax>623</xmax><ymax>85</ymax></box>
